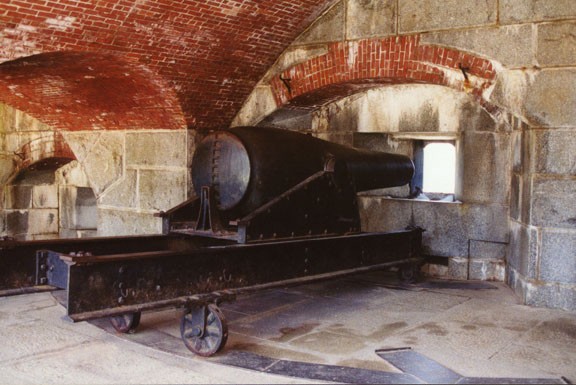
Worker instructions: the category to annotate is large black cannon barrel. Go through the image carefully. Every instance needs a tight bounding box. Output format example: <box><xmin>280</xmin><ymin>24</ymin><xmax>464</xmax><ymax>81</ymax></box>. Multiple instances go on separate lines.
<box><xmin>192</xmin><ymin>126</ymin><xmax>413</xmax><ymax>217</ymax></box>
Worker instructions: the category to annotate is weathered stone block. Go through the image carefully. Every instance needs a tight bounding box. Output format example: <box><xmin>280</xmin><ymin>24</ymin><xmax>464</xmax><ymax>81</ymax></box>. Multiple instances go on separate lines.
<box><xmin>537</xmin><ymin>22</ymin><xmax>576</xmax><ymax>67</ymax></box>
<box><xmin>525</xmin><ymin>280</ymin><xmax>576</xmax><ymax>312</ymax></box>
<box><xmin>59</xmin><ymin>228</ymin><xmax>98</xmax><ymax>239</ymax></box>
<box><xmin>15</xmin><ymin>169</ymin><xmax>56</xmax><ymax>185</ymax></box>
<box><xmin>412</xmin><ymin>201</ymin><xmax>468</xmax><ymax>258</ymax></box>
<box><xmin>465</xmin><ymin>203</ymin><xmax>510</xmax><ymax>243</ymax></box>
<box><xmin>74</xmin><ymin>132</ymin><xmax>124</xmax><ymax>196</ymax></box>
<box><xmin>531</xmin><ymin>177</ymin><xmax>576</xmax><ymax>229</ymax></box>
<box><xmin>524</xmin><ymin>69</ymin><xmax>576</xmax><ymax>127</ymax></box>
<box><xmin>4</xmin><ymin>186</ymin><xmax>32</xmax><ymax>209</ymax></box>
<box><xmin>448</xmin><ymin>257</ymin><xmax>468</xmax><ymax>280</ymax></box>
<box><xmin>60</xmin><ymin>186</ymin><xmax>97</xmax><ymax>230</ymax></box>
<box><xmin>399</xmin><ymin>0</ymin><xmax>497</xmax><ymax>33</ymax></box>
<box><xmin>534</xmin><ymin>129</ymin><xmax>576</xmax><ymax>175</ymax></box>
<box><xmin>508</xmin><ymin>221</ymin><xmax>539</xmax><ymax>279</ymax></box>
<box><xmin>359</xmin><ymin>197</ymin><xmax>509</xmax><ymax>260</ymax></box>
<box><xmin>469</xmin><ymin>239</ymin><xmax>507</xmax><ymax>260</ymax></box>
<box><xmin>314</xmin><ymin>132</ymin><xmax>354</xmax><ymax>146</ymax></box>
<box><xmin>353</xmin><ymin>132</ymin><xmax>413</xmax><ymax>157</ymax></box>
<box><xmin>138</xmin><ymin>169</ymin><xmax>187</xmax><ymax>212</ymax></box>
<box><xmin>0</xmin><ymin>155</ymin><xmax>13</xmax><ymax>185</ymax></box>
<box><xmin>357</xmin><ymin>196</ymin><xmax>412</xmax><ymax>233</ymax></box>
<box><xmin>97</xmin><ymin>208</ymin><xmax>162</xmax><ymax>236</ymax></box>
<box><xmin>346</xmin><ymin>0</ymin><xmax>396</xmax><ymax>39</ymax></box>
<box><xmin>539</xmin><ymin>229</ymin><xmax>576</xmax><ymax>284</ymax></box>
<box><xmin>421</xmin><ymin>262</ymin><xmax>448</xmax><ymax>278</ymax></box>
<box><xmin>6</xmin><ymin>211</ymin><xmax>28</xmax><ymax>237</ymax></box>
<box><xmin>55</xmin><ymin>161</ymin><xmax>91</xmax><ymax>187</ymax></box>
<box><xmin>32</xmin><ymin>185</ymin><xmax>59</xmax><ymax>208</ymax></box>
<box><xmin>459</xmin><ymin>132</ymin><xmax>511</xmax><ymax>205</ymax></box>
<box><xmin>61</xmin><ymin>132</ymin><xmax>99</xmax><ymax>163</ymax></box>
<box><xmin>126</xmin><ymin>131</ymin><xmax>187</xmax><ymax>168</ymax></box>
<box><xmin>468</xmin><ymin>259</ymin><xmax>505</xmax><ymax>281</ymax></box>
<box><xmin>294</xmin><ymin>1</ymin><xmax>344</xmax><ymax>44</ymax></box>
<box><xmin>421</xmin><ymin>25</ymin><xmax>534</xmax><ymax>68</ymax></box>
<box><xmin>326</xmin><ymin>85</ymin><xmax>479</xmax><ymax>134</ymax></box>
<box><xmin>0</xmin><ymin>105</ymin><xmax>49</xmax><ymax>133</ymax></box>
<box><xmin>500</xmin><ymin>0</ymin><xmax>576</xmax><ymax>25</ymax></box>
<box><xmin>490</xmin><ymin>69</ymin><xmax>536</xmax><ymax>120</ymax></box>
<box><xmin>98</xmin><ymin>169</ymin><xmax>137</xmax><ymax>208</ymax></box>
<box><xmin>26</xmin><ymin>209</ymin><xmax>59</xmax><ymax>236</ymax></box>
<box><xmin>232</xmin><ymin>85</ymin><xmax>278</xmax><ymax>127</ymax></box>
<box><xmin>259</xmin><ymin>109</ymin><xmax>314</xmax><ymax>131</ymax></box>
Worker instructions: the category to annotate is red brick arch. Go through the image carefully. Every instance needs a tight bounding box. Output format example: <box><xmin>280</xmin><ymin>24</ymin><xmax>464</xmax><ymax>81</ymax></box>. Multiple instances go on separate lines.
<box><xmin>13</xmin><ymin>132</ymin><xmax>76</xmax><ymax>173</ymax></box>
<box><xmin>0</xmin><ymin>51</ymin><xmax>186</xmax><ymax>132</ymax></box>
<box><xmin>270</xmin><ymin>35</ymin><xmax>499</xmax><ymax>113</ymax></box>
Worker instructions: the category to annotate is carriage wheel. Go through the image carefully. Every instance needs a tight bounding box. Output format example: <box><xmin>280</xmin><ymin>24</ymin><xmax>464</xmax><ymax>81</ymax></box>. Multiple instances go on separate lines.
<box><xmin>180</xmin><ymin>304</ymin><xmax>228</xmax><ymax>357</ymax></box>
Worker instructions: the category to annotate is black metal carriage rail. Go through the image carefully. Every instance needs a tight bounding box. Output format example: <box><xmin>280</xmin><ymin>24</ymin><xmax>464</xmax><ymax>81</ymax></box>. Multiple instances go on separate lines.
<box><xmin>34</xmin><ymin>229</ymin><xmax>421</xmax><ymax>321</ymax></box>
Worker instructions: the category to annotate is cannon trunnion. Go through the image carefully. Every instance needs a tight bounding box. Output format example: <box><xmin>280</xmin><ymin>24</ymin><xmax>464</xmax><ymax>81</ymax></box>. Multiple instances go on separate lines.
<box><xmin>0</xmin><ymin>126</ymin><xmax>422</xmax><ymax>357</ymax></box>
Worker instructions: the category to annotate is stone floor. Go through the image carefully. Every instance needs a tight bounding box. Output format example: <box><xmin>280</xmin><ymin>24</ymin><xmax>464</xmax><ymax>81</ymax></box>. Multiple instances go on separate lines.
<box><xmin>1</xmin><ymin>271</ymin><xmax>575</xmax><ymax>384</ymax></box>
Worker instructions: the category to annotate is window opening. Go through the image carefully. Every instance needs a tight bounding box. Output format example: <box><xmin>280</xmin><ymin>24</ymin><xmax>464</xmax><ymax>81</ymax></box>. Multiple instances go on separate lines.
<box><xmin>423</xmin><ymin>142</ymin><xmax>455</xmax><ymax>194</ymax></box>
<box><xmin>411</xmin><ymin>141</ymin><xmax>456</xmax><ymax>199</ymax></box>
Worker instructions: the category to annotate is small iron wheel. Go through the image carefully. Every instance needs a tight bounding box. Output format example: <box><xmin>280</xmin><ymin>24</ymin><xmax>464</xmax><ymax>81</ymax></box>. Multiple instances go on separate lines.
<box><xmin>180</xmin><ymin>304</ymin><xmax>228</xmax><ymax>357</ymax></box>
<box><xmin>109</xmin><ymin>312</ymin><xmax>141</xmax><ymax>334</ymax></box>
<box><xmin>398</xmin><ymin>263</ymin><xmax>420</xmax><ymax>284</ymax></box>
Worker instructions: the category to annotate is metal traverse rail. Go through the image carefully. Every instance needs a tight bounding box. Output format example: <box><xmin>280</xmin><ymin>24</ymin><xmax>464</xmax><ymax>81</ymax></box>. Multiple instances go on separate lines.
<box><xmin>1</xmin><ymin>229</ymin><xmax>422</xmax><ymax>356</ymax></box>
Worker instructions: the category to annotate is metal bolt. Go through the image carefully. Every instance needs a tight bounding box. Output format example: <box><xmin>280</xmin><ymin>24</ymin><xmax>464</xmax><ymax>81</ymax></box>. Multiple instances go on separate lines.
<box><xmin>40</xmin><ymin>277</ymin><xmax>47</xmax><ymax>285</ymax></box>
<box><xmin>118</xmin><ymin>297</ymin><xmax>124</xmax><ymax>304</ymax></box>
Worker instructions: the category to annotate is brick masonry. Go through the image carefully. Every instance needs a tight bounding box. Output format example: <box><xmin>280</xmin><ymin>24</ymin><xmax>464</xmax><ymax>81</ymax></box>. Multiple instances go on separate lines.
<box><xmin>269</xmin><ymin>36</ymin><xmax>497</xmax><ymax>112</ymax></box>
<box><xmin>0</xmin><ymin>0</ymin><xmax>336</xmax><ymax>130</ymax></box>
<box><xmin>0</xmin><ymin>51</ymin><xmax>186</xmax><ymax>131</ymax></box>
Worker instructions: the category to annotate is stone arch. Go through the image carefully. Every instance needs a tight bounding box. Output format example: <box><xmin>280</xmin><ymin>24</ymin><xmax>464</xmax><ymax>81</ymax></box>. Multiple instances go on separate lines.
<box><xmin>269</xmin><ymin>36</ymin><xmax>499</xmax><ymax>116</ymax></box>
<box><xmin>11</xmin><ymin>132</ymin><xmax>76</xmax><ymax>180</ymax></box>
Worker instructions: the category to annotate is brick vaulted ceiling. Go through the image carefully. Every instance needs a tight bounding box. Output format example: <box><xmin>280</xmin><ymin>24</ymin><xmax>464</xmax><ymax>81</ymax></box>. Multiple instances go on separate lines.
<box><xmin>0</xmin><ymin>0</ymin><xmax>337</xmax><ymax>130</ymax></box>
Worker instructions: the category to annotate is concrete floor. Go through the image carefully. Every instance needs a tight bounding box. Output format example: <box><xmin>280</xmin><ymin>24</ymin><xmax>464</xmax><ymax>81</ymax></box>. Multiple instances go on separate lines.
<box><xmin>1</xmin><ymin>271</ymin><xmax>575</xmax><ymax>384</ymax></box>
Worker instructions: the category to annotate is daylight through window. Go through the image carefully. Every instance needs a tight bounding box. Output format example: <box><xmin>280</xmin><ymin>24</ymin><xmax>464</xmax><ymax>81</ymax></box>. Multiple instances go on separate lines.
<box><xmin>422</xmin><ymin>142</ymin><xmax>456</xmax><ymax>194</ymax></box>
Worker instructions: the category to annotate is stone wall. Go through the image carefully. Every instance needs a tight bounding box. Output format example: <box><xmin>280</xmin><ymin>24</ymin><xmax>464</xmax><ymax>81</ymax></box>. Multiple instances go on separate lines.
<box><xmin>234</xmin><ymin>0</ymin><xmax>576</xmax><ymax>311</ymax></box>
<box><xmin>0</xmin><ymin>103</ymin><xmax>190</xmax><ymax>238</ymax></box>
<box><xmin>0</xmin><ymin>52</ymin><xmax>190</xmax><ymax>238</ymax></box>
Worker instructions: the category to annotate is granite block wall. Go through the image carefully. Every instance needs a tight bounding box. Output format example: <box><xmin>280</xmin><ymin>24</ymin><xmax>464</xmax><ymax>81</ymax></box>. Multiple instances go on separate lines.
<box><xmin>234</xmin><ymin>0</ymin><xmax>576</xmax><ymax>310</ymax></box>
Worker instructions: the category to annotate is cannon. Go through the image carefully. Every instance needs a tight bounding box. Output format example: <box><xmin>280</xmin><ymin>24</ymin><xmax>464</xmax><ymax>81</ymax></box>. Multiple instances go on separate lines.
<box><xmin>170</xmin><ymin>126</ymin><xmax>414</xmax><ymax>242</ymax></box>
<box><xmin>0</xmin><ymin>126</ymin><xmax>422</xmax><ymax>357</ymax></box>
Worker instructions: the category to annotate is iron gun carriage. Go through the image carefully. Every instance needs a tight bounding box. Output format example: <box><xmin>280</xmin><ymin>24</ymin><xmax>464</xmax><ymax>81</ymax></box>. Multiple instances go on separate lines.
<box><xmin>0</xmin><ymin>126</ymin><xmax>422</xmax><ymax>356</ymax></box>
